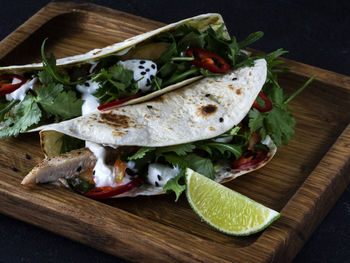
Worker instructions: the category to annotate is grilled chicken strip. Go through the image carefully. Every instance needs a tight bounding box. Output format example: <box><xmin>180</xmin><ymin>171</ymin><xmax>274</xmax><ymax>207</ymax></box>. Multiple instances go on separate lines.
<box><xmin>22</xmin><ymin>148</ymin><xmax>96</xmax><ymax>185</ymax></box>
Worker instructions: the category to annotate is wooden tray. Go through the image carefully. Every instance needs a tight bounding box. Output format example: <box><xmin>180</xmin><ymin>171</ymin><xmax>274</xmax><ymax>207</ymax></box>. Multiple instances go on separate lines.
<box><xmin>1</xmin><ymin>2</ymin><xmax>349</xmax><ymax>262</ymax></box>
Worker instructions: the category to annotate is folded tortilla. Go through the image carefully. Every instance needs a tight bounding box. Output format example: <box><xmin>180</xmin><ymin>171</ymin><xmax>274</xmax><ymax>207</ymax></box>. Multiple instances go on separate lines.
<box><xmin>24</xmin><ymin>58</ymin><xmax>277</xmax><ymax>197</ymax></box>
<box><xmin>1</xmin><ymin>13</ymin><xmax>230</xmax><ymax>122</ymax></box>
<box><xmin>1</xmin><ymin>14</ymin><xmax>228</xmax><ymax>72</ymax></box>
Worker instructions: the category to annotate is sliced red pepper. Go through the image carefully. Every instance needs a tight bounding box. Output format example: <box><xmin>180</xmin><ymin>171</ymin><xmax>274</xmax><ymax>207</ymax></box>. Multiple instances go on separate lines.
<box><xmin>0</xmin><ymin>74</ymin><xmax>27</xmax><ymax>95</ymax></box>
<box><xmin>185</xmin><ymin>47</ymin><xmax>230</xmax><ymax>73</ymax></box>
<box><xmin>98</xmin><ymin>93</ymin><xmax>141</xmax><ymax>111</ymax></box>
<box><xmin>84</xmin><ymin>177</ymin><xmax>142</xmax><ymax>199</ymax></box>
<box><xmin>252</xmin><ymin>91</ymin><xmax>273</xmax><ymax>113</ymax></box>
<box><xmin>232</xmin><ymin>150</ymin><xmax>268</xmax><ymax>169</ymax></box>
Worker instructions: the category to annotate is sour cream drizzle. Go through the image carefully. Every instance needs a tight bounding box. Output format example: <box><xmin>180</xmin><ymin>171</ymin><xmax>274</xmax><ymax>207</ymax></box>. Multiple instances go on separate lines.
<box><xmin>76</xmin><ymin>80</ymin><xmax>115</xmax><ymax>187</ymax></box>
<box><xmin>5</xmin><ymin>77</ymin><xmax>37</xmax><ymax>102</ymax></box>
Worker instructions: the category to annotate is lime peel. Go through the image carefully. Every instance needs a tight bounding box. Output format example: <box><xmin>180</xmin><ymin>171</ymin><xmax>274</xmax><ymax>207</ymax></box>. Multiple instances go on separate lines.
<box><xmin>185</xmin><ymin>168</ymin><xmax>280</xmax><ymax>236</ymax></box>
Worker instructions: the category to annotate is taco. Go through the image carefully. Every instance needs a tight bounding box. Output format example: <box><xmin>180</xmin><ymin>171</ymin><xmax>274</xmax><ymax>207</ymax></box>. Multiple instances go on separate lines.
<box><xmin>0</xmin><ymin>13</ymin><xmax>261</xmax><ymax>139</ymax></box>
<box><xmin>22</xmin><ymin>58</ymin><xmax>283</xmax><ymax>200</ymax></box>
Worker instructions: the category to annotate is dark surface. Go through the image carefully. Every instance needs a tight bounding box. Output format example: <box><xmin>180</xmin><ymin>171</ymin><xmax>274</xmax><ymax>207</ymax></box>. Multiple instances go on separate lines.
<box><xmin>0</xmin><ymin>0</ymin><xmax>349</xmax><ymax>262</ymax></box>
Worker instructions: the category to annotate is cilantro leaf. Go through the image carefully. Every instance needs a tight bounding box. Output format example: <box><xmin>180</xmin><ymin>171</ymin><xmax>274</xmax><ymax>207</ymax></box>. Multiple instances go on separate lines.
<box><xmin>93</xmin><ymin>64</ymin><xmax>139</xmax><ymax>103</ymax></box>
<box><xmin>0</xmin><ymin>99</ymin><xmax>17</xmax><ymax>122</ymax></box>
<box><xmin>128</xmin><ymin>147</ymin><xmax>156</xmax><ymax>160</ymax></box>
<box><xmin>163</xmin><ymin>153</ymin><xmax>189</xmax><ymax>169</ymax></box>
<box><xmin>0</xmin><ymin>95</ymin><xmax>41</xmax><ymax>139</ymax></box>
<box><xmin>163</xmin><ymin>173</ymin><xmax>186</xmax><ymax>202</ymax></box>
<box><xmin>156</xmin><ymin>143</ymin><xmax>195</xmax><ymax>156</ymax></box>
<box><xmin>36</xmin><ymin>89</ymin><xmax>83</xmax><ymax>121</ymax></box>
<box><xmin>186</xmin><ymin>154</ymin><xmax>215</xmax><ymax>179</ymax></box>
<box><xmin>35</xmin><ymin>83</ymin><xmax>64</xmax><ymax>104</ymax></box>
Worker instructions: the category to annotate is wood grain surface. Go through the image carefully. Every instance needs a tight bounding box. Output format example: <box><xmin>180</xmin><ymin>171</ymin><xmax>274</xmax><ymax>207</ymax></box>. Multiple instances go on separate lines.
<box><xmin>0</xmin><ymin>2</ymin><xmax>349</xmax><ymax>262</ymax></box>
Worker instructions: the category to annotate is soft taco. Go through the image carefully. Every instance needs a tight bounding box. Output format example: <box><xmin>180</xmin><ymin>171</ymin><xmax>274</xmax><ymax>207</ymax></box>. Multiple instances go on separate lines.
<box><xmin>0</xmin><ymin>13</ymin><xmax>261</xmax><ymax>139</ymax></box>
<box><xmin>22</xmin><ymin>58</ymin><xmax>284</xmax><ymax>200</ymax></box>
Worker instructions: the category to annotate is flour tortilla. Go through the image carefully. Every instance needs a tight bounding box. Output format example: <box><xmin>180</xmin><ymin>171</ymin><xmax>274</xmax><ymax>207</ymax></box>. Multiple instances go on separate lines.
<box><xmin>0</xmin><ymin>13</ymin><xmax>228</xmax><ymax>71</ymax></box>
<box><xmin>39</xmin><ymin>59</ymin><xmax>267</xmax><ymax>151</ymax></box>
<box><xmin>0</xmin><ymin>13</ymin><xmax>228</xmax><ymax>110</ymax></box>
<box><xmin>27</xmin><ymin>58</ymin><xmax>277</xmax><ymax>197</ymax></box>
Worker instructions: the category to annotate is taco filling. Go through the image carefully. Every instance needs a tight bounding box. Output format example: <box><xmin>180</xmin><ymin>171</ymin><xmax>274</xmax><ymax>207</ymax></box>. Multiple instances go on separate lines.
<box><xmin>0</xmin><ymin>13</ymin><xmax>263</xmax><ymax>139</ymax></box>
<box><xmin>21</xmin><ymin>50</ymin><xmax>310</xmax><ymax>201</ymax></box>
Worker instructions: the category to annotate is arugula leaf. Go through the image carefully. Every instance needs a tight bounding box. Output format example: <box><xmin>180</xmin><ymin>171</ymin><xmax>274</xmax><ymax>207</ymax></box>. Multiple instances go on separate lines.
<box><xmin>0</xmin><ymin>94</ymin><xmax>41</xmax><ymax>139</ymax></box>
<box><xmin>238</xmin><ymin>31</ymin><xmax>264</xmax><ymax>49</ymax></box>
<box><xmin>128</xmin><ymin>147</ymin><xmax>156</xmax><ymax>160</ymax></box>
<box><xmin>41</xmin><ymin>38</ymin><xmax>71</xmax><ymax>85</ymax></box>
<box><xmin>197</xmin><ymin>142</ymin><xmax>242</xmax><ymax>159</ymax></box>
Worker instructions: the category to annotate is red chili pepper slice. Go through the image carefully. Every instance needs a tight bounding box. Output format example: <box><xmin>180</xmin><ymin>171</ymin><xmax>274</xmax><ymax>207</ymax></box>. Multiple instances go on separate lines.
<box><xmin>0</xmin><ymin>74</ymin><xmax>27</xmax><ymax>95</ymax></box>
<box><xmin>185</xmin><ymin>47</ymin><xmax>230</xmax><ymax>73</ymax></box>
<box><xmin>98</xmin><ymin>93</ymin><xmax>141</xmax><ymax>111</ymax></box>
<box><xmin>252</xmin><ymin>91</ymin><xmax>273</xmax><ymax>113</ymax></box>
<box><xmin>84</xmin><ymin>177</ymin><xmax>142</xmax><ymax>199</ymax></box>
<box><xmin>232</xmin><ymin>150</ymin><xmax>268</xmax><ymax>169</ymax></box>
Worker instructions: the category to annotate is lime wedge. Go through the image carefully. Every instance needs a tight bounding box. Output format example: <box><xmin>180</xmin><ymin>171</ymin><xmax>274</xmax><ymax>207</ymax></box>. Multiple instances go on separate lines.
<box><xmin>186</xmin><ymin>168</ymin><xmax>280</xmax><ymax>236</ymax></box>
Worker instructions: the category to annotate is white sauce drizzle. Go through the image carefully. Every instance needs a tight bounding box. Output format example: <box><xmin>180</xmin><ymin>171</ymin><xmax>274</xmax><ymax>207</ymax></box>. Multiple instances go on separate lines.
<box><xmin>76</xmin><ymin>80</ymin><xmax>115</xmax><ymax>187</ymax></box>
<box><xmin>86</xmin><ymin>141</ymin><xmax>115</xmax><ymax>187</ymax></box>
<box><xmin>5</xmin><ymin>77</ymin><xmax>37</xmax><ymax>102</ymax></box>
<box><xmin>147</xmin><ymin>163</ymin><xmax>180</xmax><ymax>187</ymax></box>
<box><xmin>118</xmin><ymin>59</ymin><xmax>157</xmax><ymax>92</ymax></box>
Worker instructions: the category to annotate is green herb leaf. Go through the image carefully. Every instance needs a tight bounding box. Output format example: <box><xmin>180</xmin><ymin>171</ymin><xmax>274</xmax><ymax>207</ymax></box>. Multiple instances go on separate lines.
<box><xmin>93</xmin><ymin>64</ymin><xmax>139</xmax><ymax>103</ymax></box>
<box><xmin>186</xmin><ymin>154</ymin><xmax>215</xmax><ymax>179</ymax></box>
<box><xmin>163</xmin><ymin>153</ymin><xmax>189</xmax><ymax>169</ymax></box>
<box><xmin>58</xmin><ymin>135</ymin><xmax>85</xmax><ymax>154</ymax></box>
<box><xmin>36</xmin><ymin>90</ymin><xmax>83</xmax><ymax>121</ymax></box>
<box><xmin>128</xmin><ymin>147</ymin><xmax>156</xmax><ymax>160</ymax></box>
<box><xmin>163</xmin><ymin>172</ymin><xmax>186</xmax><ymax>201</ymax></box>
<box><xmin>238</xmin><ymin>31</ymin><xmax>264</xmax><ymax>49</ymax></box>
<box><xmin>0</xmin><ymin>94</ymin><xmax>42</xmax><ymax>139</ymax></box>
<box><xmin>41</xmin><ymin>38</ymin><xmax>71</xmax><ymax>85</ymax></box>
<box><xmin>0</xmin><ymin>99</ymin><xmax>17</xmax><ymax>122</ymax></box>
<box><xmin>156</xmin><ymin>143</ymin><xmax>196</xmax><ymax>156</ymax></box>
<box><xmin>198</xmin><ymin>142</ymin><xmax>242</xmax><ymax>159</ymax></box>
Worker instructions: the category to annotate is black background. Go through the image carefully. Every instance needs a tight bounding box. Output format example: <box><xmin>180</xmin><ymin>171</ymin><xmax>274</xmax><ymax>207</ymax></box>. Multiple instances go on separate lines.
<box><xmin>0</xmin><ymin>0</ymin><xmax>349</xmax><ymax>262</ymax></box>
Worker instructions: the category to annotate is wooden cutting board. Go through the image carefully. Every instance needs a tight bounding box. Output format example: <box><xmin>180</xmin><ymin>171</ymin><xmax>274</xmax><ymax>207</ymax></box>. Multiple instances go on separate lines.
<box><xmin>0</xmin><ymin>2</ymin><xmax>349</xmax><ymax>262</ymax></box>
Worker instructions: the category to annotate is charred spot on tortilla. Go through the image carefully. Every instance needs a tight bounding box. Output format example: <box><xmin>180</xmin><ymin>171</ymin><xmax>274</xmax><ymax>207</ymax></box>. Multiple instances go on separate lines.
<box><xmin>228</xmin><ymin>84</ymin><xmax>234</xmax><ymax>90</ymax></box>
<box><xmin>200</xmin><ymin>104</ymin><xmax>217</xmax><ymax>116</ymax></box>
<box><xmin>236</xmin><ymin>88</ymin><xmax>242</xmax><ymax>95</ymax></box>
<box><xmin>147</xmin><ymin>105</ymin><xmax>152</xmax><ymax>109</ymax></box>
<box><xmin>93</xmin><ymin>50</ymin><xmax>102</xmax><ymax>55</ymax></box>
<box><xmin>100</xmin><ymin>113</ymin><xmax>131</xmax><ymax>129</ymax></box>
<box><xmin>209</xmin><ymin>126</ymin><xmax>216</xmax><ymax>131</ymax></box>
<box><xmin>112</xmin><ymin>131</ymin><xmax>126</xmax><ymax>137</ymax></box>
<box><xmin>232</xmin><ymin>77</ymin><xmax>237</xmax><ymax>81</ymax></box>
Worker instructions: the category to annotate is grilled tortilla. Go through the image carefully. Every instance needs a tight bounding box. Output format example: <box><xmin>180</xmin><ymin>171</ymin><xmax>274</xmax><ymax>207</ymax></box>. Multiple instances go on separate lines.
<box><xmin>23</xmin><ymin>58</ymin><xmax>277</xmax><ymax>197</ymax></box>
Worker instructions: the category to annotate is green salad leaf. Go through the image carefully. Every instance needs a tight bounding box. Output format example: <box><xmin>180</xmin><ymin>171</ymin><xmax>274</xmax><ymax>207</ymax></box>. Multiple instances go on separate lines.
<box><xmin>92</xmin><ymin>64</ymin><xmax>139</xmax><ymax>103</ymax></box>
